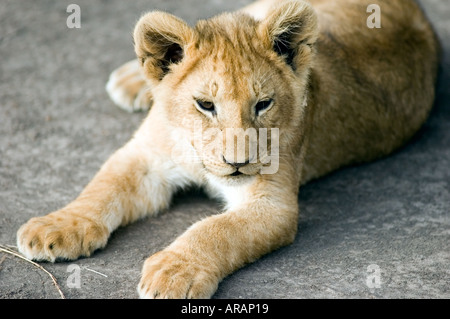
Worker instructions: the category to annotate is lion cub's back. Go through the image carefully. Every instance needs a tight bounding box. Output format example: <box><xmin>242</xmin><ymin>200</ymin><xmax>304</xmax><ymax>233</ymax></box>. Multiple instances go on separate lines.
<box><xmin>302</xmin><ymin>0</ymin><xmax>440</xmax><ymax>183</ymax></box>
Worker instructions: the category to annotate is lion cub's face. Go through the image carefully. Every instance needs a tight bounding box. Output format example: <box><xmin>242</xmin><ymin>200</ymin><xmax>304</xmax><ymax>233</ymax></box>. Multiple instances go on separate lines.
<box><xmin>134</xmin><ymin>1</ymin><xmax>318</xmax><ymax>183</ymax></box>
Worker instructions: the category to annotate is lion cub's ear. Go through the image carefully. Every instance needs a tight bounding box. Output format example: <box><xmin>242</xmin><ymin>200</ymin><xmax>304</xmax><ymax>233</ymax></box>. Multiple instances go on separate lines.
<box><xmin>258</xmin><ymin>0</ymin><xmax>319</xmax><ymax>72</ymax></box>
<box><xmin>134</xmin><ymin>12</ymin><xmax>195</xmax><ymax>85</ymax></box>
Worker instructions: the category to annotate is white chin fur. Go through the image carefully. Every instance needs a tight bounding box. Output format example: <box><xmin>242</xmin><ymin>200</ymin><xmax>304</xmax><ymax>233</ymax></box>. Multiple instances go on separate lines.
<box><xmin>205</xmin><ymin>173</ymin><xmax>256</xmax><ymax>210</ymax></box>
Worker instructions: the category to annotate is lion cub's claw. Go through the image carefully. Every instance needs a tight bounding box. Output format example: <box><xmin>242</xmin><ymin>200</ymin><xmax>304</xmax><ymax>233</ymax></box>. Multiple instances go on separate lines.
<box><xmin>138</xmin><ymin>251</ymin><xmax>218</xmax><ymax>299</ymax></box>
<box><xmin>106</xmin><ymin>59</ymin><xmax>152</xmax><ymax>113</ymax></box>
<box><xmin>17</xmin><ymin>213</ymin><xmax>109</xmax><ymax>262</ymax></box>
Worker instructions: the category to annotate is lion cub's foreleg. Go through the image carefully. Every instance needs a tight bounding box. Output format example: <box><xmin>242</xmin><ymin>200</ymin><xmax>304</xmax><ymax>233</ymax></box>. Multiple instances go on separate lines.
<box><xmin>17</xmin><ymin>138</ymin><xmax>184</xmax><ymax>262</ymax></box>
<box><xmin>138</xmin><ymin>179</ymin><xmax>299</xmax><ymax>299</ymax></box>
<box><xmin>106</xmin><ymin>59</ymin><xmax>152</xmax><ymax>112</ymax></box>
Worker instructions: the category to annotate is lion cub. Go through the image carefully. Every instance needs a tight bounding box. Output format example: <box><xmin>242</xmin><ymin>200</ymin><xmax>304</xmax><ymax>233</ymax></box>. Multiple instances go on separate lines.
<box><xmin>17</xmin><ymin>0</ymin><xmax>439</xmax><ymax>298</ymax></box>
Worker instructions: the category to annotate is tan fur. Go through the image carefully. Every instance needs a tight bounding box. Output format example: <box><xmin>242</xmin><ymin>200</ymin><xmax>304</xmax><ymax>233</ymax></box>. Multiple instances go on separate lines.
<box><xmin>18</xmin><ymin>0</ymin><xmax>439</xmax><ymax>298</ymax></box>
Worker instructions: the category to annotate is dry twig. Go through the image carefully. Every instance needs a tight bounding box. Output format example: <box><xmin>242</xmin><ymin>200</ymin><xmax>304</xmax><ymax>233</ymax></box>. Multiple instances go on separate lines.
<box><xmin>0</xmin><ymin>254</ymin><xmax>7</xmax><ymax>271</ymax></box>
<box><xmin>0</xmin><ymin>244</ymin><xmax>65</xmax><ymax>299</ymax></box>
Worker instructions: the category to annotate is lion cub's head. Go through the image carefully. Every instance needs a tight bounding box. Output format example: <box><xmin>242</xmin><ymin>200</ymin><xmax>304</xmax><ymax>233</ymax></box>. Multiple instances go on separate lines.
<box><xmin>134</xmin><ymin>0</ymin><xmax>318</xmax><ymax>184</ymax></box>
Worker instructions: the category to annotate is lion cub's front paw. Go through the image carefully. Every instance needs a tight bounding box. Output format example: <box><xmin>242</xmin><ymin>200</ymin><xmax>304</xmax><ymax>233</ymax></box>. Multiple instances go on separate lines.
<box><xmin>106</xmin><ymin>59</ymin><xmax>152</xmax><ymax>113</ymax></box>
<box><xmin>17</xmin><ymin>212</ymin><xmax>109</xmax><ymax>262</ymax></box>
<box><xmin>138</xmin><ymin>251</ymin><xmax>219</xmax><ymax>299</ymax></box>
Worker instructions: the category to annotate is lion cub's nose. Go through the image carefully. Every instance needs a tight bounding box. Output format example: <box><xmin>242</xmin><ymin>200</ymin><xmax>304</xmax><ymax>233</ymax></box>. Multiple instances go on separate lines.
<box><xmin>222</xmin><ymin>155</ymin><xmax>250</xmax><ymax>168</ymax></box>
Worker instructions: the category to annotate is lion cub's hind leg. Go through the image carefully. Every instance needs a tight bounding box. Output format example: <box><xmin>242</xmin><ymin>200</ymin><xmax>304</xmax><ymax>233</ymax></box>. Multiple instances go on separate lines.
<box><xmin>106</xmin><ymin>59</ymin><xmax>152</xmax><ymax>112</ymax></box>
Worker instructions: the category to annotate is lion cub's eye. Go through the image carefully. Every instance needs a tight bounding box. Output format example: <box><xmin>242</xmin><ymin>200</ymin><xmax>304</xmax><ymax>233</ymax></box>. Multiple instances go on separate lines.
<box><xmin>255</xmin><ymin>99</ymin><xmax>274</xmax><ymax>116</ymax></box>
<box><xmin>195</xmin><ymin>100</ymin><xmax>215</xmax><ymax>114</ymax></box>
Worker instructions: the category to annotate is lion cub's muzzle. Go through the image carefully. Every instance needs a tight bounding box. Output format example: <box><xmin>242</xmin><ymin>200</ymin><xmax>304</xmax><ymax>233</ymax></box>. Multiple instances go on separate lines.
<box><xmin>222</xmin><ymin>155</ymin><xmax>250</xmax><ymax>177</ymax></box>
<box><xmin>195</xmin><ymin>127</ymin><xmax>280</xmax><ymax>178</ymax></box>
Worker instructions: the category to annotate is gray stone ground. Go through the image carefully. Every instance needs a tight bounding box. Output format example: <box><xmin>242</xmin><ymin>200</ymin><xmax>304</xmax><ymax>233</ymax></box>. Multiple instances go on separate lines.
<box><xmin>0</xmin><ymin>0</ymin><xmax>449</xmax><ymax>299</ymax></box>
